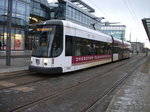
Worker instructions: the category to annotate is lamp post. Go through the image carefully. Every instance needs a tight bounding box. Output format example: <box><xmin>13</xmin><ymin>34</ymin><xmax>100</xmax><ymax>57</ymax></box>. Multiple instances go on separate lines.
<box><xmin>129</xmin><ymin>32</ymin><xmax>131</xmax><ymax>42</ymax></box>
<box><xmin>91</xmin><ymin>17</ymin><xmax>105</xmax><ymax>30</ymax></box>
<box><xmin>6</xmin><ymin>0</ymin><xmax>13</xmax><ymax>66</ymax></box>
<box><xmin>136</xmin><ymin>38</ymin><xmax>138</xmax><ymax>54</ymax></box>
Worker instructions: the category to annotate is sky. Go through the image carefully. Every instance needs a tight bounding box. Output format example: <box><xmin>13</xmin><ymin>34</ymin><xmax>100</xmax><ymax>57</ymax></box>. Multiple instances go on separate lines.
<box><xmin>48</xmin><ymin>0</ymin><xmax>150</xmax><ymax>48</ymax></box>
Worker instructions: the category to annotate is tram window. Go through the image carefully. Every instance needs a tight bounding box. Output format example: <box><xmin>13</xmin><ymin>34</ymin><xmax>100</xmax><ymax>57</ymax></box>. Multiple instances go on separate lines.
<box><xmin>67</xmin><ymin>36</ymin><xmax>112</xmax><ymax>56</ymax></box>
<box><xmin>51</xmin><ymin>25</ymin><xmax>63</xmax><ymax>57</ymax></box>
<box><xmin>100</xmin><ymin>43</ymin><xmax>105</xmax><ymax>54</ymax></box>
<box><xmin>65</xmin><ymin>36</ymin><xmax>73</xmax><ymax>56</ymax></box>
<box><xmin>32</xmin><ymin>25</ymin><xmax>63</xmax><ymax>57</ymax></box>
<box><xmin>83</xmin><ymin>40</ymin><xmax>90</xmax><ymax>55</ymax></box>
<box><xmin>74</xmin><ymin>38</ymin><xmax>82</xmax><ymax>56</ymax></box>
<box><xmin>104</xmin><ymin>43</ymin><xmax>110</xmax><ymax>54</ymax></box>
<box><xmin>39</xmin><ymin>32</ymin><xmax>47</xmax><ymax>46</ymax></box>
<box><xmin>113</xmin><ymin>44</ymin><xmax>121</xmax><ymax>53</ymax></box>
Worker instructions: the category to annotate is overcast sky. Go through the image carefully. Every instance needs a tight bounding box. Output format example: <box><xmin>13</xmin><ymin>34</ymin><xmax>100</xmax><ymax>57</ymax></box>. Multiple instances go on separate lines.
<box><xmin>48</xmin><ymin>0</ymin><xmax>150</xmax><ymax>48</ymax></box>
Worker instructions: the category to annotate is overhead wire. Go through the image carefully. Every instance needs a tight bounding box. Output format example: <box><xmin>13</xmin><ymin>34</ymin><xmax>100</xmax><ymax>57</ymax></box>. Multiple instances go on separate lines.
<box><xmin>122</xmin><ymin>0</ymin><xmax>140</xmax><ymax>27</ymax></box>
<box><xmin>127</xmin><ymin>0</ymin><xmax>141</xmax><ymax>26</ymax></box>
<box><xmin>86</xmin><ymin>0</ymin><xmax>112</xmax><ymax>20</ymax></box>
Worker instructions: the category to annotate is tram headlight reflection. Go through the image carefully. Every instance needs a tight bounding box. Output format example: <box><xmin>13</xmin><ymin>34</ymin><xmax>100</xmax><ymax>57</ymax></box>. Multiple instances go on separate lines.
<box><xmin>31</xmin><ymin>57</ymin><xmax>33</xmax><ymax>63</ymax></box>
<box><xmin>44</xmin><ymin>59</ymin><xmax>48</xmax><ymax>66</ymax></box>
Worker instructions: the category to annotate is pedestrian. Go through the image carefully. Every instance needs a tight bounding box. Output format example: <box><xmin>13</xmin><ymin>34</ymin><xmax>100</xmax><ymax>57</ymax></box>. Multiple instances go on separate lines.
<box><xmin>0</xmin><ymin>41</ymin><xmax>1</xmax><ymax>49</ymax></box>
<box><xmin>131</xmin><ymin>50</ymin><xmax>133</xmax><ymax>54</ymax></box>
<box><xmin>145</xmin><ymin>48</ymin><xmax>148</xmax><ymax>56</ymax></box>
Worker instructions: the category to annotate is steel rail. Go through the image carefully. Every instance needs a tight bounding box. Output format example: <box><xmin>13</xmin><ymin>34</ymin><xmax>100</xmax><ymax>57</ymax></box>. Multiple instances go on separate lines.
<box><xmin>11</xmin><ymin>55</ymin><xmax>144</xmax><ymax>112</ymax></box>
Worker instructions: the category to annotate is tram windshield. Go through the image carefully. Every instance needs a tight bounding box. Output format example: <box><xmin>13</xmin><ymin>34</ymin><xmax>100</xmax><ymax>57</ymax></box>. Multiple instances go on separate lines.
<box><xmin>32</xmin><ymin>25</ymin><xmax>63</xmax><ymax>57</ymax></box>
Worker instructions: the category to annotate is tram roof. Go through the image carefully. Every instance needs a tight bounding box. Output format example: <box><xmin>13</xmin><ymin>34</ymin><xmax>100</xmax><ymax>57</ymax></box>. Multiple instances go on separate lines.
<box><xmin>142</xmin><ymin>18</ymin><xmax>150</xmax><ymax>42</ymax></box>
<box><xmin>62</xmin><ymin>20</ymin><xmax>112</xmax><ymax>43</ymax></box>
<box><xmin>37</xmin><ymin>20</ymin><xmax>115</xmax><ymax>43</ymax></box>
<box><xmin>123</xmin><ymin>41</ymin><xmax>131</xmax><ymax>45</ymax></box>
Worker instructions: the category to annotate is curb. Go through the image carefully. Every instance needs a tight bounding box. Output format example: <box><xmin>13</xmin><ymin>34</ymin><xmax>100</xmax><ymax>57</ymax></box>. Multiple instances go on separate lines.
<box><xmin>0</xmin><ymin>67</ymin><xmax>28</xmax><ymax>74</ymax></box>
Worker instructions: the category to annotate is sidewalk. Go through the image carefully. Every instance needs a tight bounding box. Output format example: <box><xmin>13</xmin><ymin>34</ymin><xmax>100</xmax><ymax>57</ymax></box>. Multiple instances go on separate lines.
<box><xmin>0</xmin><ymin>50</ymin><xmax>31</xmax><ymax>73</ymax></box>
<box><xmin>0</xmin><ymin>50</ymin><xmax>31</xmax><ymax>58</ymax></box>
<box><xmin>106</xmin><ymin>55</ymin><xmax>150</xmax><ymax>112</ymax></box>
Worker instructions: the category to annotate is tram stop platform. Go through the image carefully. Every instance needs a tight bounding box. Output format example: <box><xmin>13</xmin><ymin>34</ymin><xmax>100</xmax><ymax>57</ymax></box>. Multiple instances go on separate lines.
<box><xmin>0</xmin><ymin>50</ymin><xmax>31</xmax><ymax>73</ymax></box>
<box><xmin>107</xmin><ymin>55</ymin><xmax>150</xmax><ymax>112</ymax></box>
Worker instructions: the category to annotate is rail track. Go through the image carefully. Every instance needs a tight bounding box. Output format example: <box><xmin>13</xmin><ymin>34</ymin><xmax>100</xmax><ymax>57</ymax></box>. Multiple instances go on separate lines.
<box><xmin>0</xmin><ymin>55</ymin><xmax>138</xmax><ymax>90</ymax></box>
<box><xmin>0</xmin><ymin>70</ymin><xmax>34</xmax><ymax>80</ymax></box>
<box><xmin>8</xmin><ymin>55</ymin><xmax>146</xmax><ymax>112</ymax></box>
<box><xmin>84</xmin><ymin>58</ymin><xmax>145</xmax><ymax>112</ymax></box>
<box><xmin>0</xmin><ymin>71</ymin><xmax>59</xmax><ymax>90</ymax></box>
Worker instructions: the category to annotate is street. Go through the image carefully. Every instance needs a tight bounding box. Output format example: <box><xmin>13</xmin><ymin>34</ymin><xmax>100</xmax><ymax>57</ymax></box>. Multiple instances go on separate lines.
<box><xmin>0</xmin><ymin>54</ymin><xmax>147</xmax><ymax>112</ymax></box>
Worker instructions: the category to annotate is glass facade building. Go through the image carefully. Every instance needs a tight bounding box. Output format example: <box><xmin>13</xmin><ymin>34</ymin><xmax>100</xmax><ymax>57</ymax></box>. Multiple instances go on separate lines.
<box><xmin>0</xmin><ymin>0</ymin><xmax>50</xmax><ymax>50</ymax></box>
<box><xmin>0</xmin><ymin>0</ymin><xmax>126</xmax><ymax>50</ymax></box>
<box><xmin>101</xmin><ymin>25</ymin><xmax>126</xmax><ymax>40</ymax></box>
<box><xmin>28</xmin><ymin>0</ymin><xmax>50</xmax><ymax>49</ymax></box>
<box><xmin>30</xmin><ymin>0</ymin><xmax>50</xmax><ymax>24</ymax></box>
<box><xmin>0</xmin><ymin>0</ymin><xmax>30</xmax><ymax>50</ymax></box>
<box><xmin>52</xmin><ymin>0</ymin><xmax>126</xmax><ymax>40</ymax></box>
<box><xmin>52</xmin><ymin>0</ymin><xmax>102</xmax><ymax>31</ymax></box>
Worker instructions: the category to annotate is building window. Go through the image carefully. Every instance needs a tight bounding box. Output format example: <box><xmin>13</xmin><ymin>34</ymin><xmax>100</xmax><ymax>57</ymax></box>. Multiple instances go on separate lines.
<box><xmin>16</xmin><ymin>2</ymin><xmax>26</xmax><ymax>15</ymax></box>
<box><xmin>0</xmin><ymin>0</ymin><xmax>5</xmax><ymax>9</ymax></box>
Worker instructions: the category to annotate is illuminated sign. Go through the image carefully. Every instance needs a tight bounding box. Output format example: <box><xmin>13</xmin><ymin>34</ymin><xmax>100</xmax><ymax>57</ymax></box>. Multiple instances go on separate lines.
<box><xmin>37</xmin><ymin>28</ymin><xmax>52</xmax><ymax>31</ymax></box>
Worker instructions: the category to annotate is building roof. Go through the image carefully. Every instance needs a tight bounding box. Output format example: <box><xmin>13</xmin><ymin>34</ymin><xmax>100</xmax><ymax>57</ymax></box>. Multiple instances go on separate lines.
<box><xmin>142</xmin><ymin>18</ymin><xmax>150</xmax><ymax>41</ymax></box>
<box><xmin>68</xmin><ymin>0</ymin><xmax>95</xmax><ymax>13</ymax></box>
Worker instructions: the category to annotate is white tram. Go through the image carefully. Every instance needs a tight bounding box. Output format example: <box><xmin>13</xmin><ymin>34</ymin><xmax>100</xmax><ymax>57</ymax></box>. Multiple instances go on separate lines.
<box><xmin>29</xmin><ymin>20</ymin><xmax>131</xmax><ymax>73</ymax></box>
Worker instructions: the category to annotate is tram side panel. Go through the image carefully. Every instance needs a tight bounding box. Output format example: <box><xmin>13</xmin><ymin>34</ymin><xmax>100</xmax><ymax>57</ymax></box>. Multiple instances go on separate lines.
<box><xmin>112</xmin><ymin>39</ymin><xmax>124</xmax><ymax>61</ymax></box>
<box><xmin>123</xmin><ymin>41</ymin><xmax>132</xmax><ymax>59</ymax></box>
<box><xmin>62</xmin><ymin>26</ymin><xmax>76</xmax><ymax>73</ymax></box>
<box><xmin>65</xmin><ymin>27</ymin><xmax>112</xmax><ymax>72</ymax></box>
<box><xmin>30</xmin><ymin>20</ymin><xmax>132</xmax><ymax>74</ymax></box>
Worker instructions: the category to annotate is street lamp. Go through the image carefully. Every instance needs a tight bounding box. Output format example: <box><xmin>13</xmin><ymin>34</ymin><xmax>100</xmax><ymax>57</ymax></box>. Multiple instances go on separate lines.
<box><xmin>91</xmin><ymin>17</ymin><xmax>105</xmax><ymax>30</ymax></box>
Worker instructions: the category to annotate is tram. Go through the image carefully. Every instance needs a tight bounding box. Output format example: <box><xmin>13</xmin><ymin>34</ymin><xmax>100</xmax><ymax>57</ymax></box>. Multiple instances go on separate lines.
<box><xmin>29</xmin><ymin>20</ymin><xmax>131</xmax><ymax>73</ymax></box>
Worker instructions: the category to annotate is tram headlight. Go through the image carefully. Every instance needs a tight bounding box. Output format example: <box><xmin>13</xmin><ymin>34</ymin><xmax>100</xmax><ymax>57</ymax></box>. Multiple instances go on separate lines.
<box><xmin>44</xmin><ymin>59</ymin><xmax>48</xmax><ymax>66</ymax></box>
<box><xmin>31</xmin><ymin>57</ymin><xmax>33</xmax><ymax>63</ymax></box>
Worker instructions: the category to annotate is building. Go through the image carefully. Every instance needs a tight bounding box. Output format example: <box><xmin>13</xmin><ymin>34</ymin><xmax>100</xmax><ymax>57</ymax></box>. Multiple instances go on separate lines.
<box><xmin>131</xmin><ymin>42</ymin><xmax>144</xmax><ymax>53</ymax></box>
<box><xmin>142</xmin><ymin>18</ymin><xmax>150</xmax><ymax>42</ymax></box>
<box><xmin>101</xmin><ymin>25</ymin><xmax>126</xmax><ymax>40</ymax></box>
<box><xmin>0</xmin><ymin>0</ymin><xmax>50</xmax><ymax>50</ymax></box>
<box><xmin>50</xmin><ymin>0</ymin><xmax>102</xmax><ymax>30</ymax></box>
<box><xmin>28</xmin><ymin>0</ymin><xmax>50</xmax><ymax>49</ymax></box>
<box><xmin>50</xmin><ymin>0</ymin><xmax>126</xmax><ymax>40</ymax></box>
<box><xmin>0</xmin><ymin>0</ymin><xmax>126</xmax><ymax>51</ymax></box>
<box><xmin>0</xmin><ymin>0</ymin><xmax>30</xmax><ymax>50</ymax></box>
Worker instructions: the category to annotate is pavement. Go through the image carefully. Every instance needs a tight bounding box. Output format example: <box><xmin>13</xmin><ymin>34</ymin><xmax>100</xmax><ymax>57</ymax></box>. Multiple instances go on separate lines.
<box><xmin>0</xmin><ymin>51</ymin><xmax>150</xmax><ymax>112</ymax></box>
<box><xmin>0</xmin><ymin>50</ymin><xmax>31</xmax><ymax>73</ymax></box>
<box><xmin>106</xmin><ymin>54</ymin><xmax>150</xmax><ymax>112</ymax></box>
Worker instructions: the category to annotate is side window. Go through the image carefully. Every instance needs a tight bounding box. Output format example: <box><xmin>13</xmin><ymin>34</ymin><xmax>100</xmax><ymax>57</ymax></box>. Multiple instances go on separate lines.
<box><xmin>113</xmin><ymin>43</ymin><xmax>120</xmax><ymax>53</ymax></box>
<box><xmin>51</xmin><ymin>25</ymin><xmax>63</xmax><ymax>57</ymax></box>
<box><xmin>74</xmin><ymin>38</ymin><xmax>82</xmax><ymax>56</ymax></box>
<box><xmin>65</xmin><ymin>36</ymin><xmax>112</xmax><ymax>56</ymax></box>
<box><xmin>65</xmin><ymin>36</ymin><xmax>73</xmax><ymax>56</ymax></box>
<box><xmin>104</xmin><ymin>43</ymin><xmax>111</xmax><ymax>54</ymax></box>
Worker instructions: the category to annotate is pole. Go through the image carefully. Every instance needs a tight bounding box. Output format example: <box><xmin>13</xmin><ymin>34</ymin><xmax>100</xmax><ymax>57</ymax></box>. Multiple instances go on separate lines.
<box><xmin>136</xmin><ymin>38</ymin><xmax>138</xmax><ymax>54</ymax></box>
<box><xmin>129</xmin><ymin>32</ymin><xmax>131</xmax><ymax>42</ymax></box>
<box><xmin>6</xmin><ymin>0</ymin><xmax>13</xmax><ymax>66</ymax></box>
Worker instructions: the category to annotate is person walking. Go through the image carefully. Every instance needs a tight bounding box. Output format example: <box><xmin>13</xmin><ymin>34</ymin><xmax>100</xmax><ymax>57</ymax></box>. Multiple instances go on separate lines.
<box><xmin>145</xmin><ymin>48</ymin><xmax>148</xmax><ymax>56</ymax></box>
